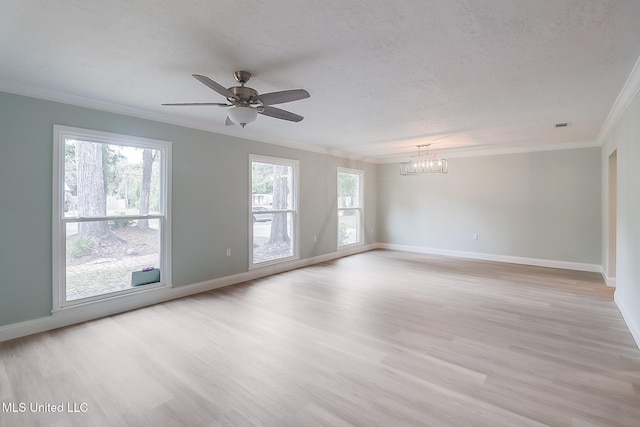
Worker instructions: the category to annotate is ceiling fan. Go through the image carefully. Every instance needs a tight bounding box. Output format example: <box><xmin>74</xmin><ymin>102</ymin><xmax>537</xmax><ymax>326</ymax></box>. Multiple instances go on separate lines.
<box><xmin>162</xmin><ymin>71</ymin><xmax>310</xmax><ymax>127</ymax></box>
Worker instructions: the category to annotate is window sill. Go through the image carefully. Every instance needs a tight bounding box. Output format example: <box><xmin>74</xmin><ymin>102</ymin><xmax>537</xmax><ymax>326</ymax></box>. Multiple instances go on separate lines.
<box><xmin>52</xmin><ymin>282</ymin><xmax>171</xmax><ymax>314</ymax></box>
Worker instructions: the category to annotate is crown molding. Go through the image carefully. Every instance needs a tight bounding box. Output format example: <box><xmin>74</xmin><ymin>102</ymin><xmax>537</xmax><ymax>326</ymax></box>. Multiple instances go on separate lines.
<box><xmin>0</xmin><ymin>82</ymin><xmax>329</xmax><ymax>156</ymax></box>
<box><xmin>597</xmin><ymin>54</ymin><xmax>640</xmax><ymax>144</ymax></box>
<box><xmin>373</xmin><ymin>140</ymin><xmax>600</xmax><ymax>164</ymax></box>
<box><xmin>0</xmin><ymin>75</ymin><xmax>624</xmax><ymax>164</ymax></box>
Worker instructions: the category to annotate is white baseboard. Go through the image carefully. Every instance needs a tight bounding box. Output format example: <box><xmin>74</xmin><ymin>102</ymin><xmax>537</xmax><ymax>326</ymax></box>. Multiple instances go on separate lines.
<box><xmin>0</xmin><ymin>243</ymin><xmax>610</xmax><ymax>343</ymax></box>
<box><xmin>379</xmin><ymin>243</ymin><xmax>602</xmax><ymax>273</ymax></box>
<box><xmin>0</xmin><ymin>244</ymin><xmax>377</xmax><ymax>343</ymax></box>
<box><xmin>615</xmin><ymin>290</ymin><xmax>640</xmax><ymax>350</ymax></box>
<box><xmin>600</xmin><ymin>266</ymin><xmax>617</xmax><ymax>287</ymax></box>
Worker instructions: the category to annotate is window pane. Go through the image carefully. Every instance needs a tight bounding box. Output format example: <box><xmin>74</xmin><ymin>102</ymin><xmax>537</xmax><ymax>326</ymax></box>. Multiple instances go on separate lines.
<box><xmin>338</xmin><ymin>209</ymin><xmax>361</xmax><ymax>246</ymax></box>
<box><xmin>65</xmin><ymin>219</ymin><xmax>160</xmax><ymax>301</ymax></box>
<box><xmin>64</xmin><ymin>139</ymin><xmax>161</xmax><ymax>218</ymax></box>
<box><xmin>252</xmin><ymin>162</ymin><xmax>293</xmax><ymax>210</ymax></box>
<box><xmin>253</xmin><ymin>212</ymin><xmax>293</xmax><ymax>264</ymax></box>
<box><xmin>338</xmin><ymin>172</ymin><xmax>361</xmax><ymax>208</ymax></box>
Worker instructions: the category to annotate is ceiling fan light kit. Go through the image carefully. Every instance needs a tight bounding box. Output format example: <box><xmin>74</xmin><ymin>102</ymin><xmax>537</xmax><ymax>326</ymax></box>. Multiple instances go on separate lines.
<box><xmin>162</xmin><ymin>71</ymin><xmax>309</xmax><ymax>127</ymax></box>
<box><xmin>400</xmin><ymin>144</ymin><xmax>448</xmax><ymax>176</ymax></box>
<box><xmin>228</xmin><ymin>106</ymin><xmax>258</xmax><ymax>127</ymax></box>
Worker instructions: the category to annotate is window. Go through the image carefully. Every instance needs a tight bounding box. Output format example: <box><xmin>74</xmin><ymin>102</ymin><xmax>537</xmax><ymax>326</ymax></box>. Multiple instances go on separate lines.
<box><xmin>53</xmin><ymin>125</ymin><xmax>171</xmax><ymax>310</ymax></box>
<box><xmin>338</xmin><ymin>168</ymin><xmax>364</xmax><ymax>247</ymax></box>
<box><xmin>250</xmin><ymin>155</ymin><xmax>298</xmax><ymax>267</ymax></box>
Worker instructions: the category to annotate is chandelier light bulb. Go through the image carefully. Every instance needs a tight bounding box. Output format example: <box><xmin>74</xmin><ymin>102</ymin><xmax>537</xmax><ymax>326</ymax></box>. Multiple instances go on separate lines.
<box><xmin>400</xmin><ymin>144</ymin><xmax>448</xmax><ymax>176</ymax></box>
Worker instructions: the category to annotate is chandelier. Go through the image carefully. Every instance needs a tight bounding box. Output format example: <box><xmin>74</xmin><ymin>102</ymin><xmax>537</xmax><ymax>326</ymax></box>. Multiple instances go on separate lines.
<box><xmin>400</xmin><ymin>144</ymin><xmax>448</xmax><ymax>176</ymax></box>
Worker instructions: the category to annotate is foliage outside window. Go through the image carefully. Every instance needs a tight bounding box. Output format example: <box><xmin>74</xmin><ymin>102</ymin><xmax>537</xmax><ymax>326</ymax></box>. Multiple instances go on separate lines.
<box><xmin>338</xmin><ymin>168</ymin><xmax>364</xmax><ymax>247</ymax></box>
<box><xmin>53</xmin><ymin>125</ymin><xmax>171</xmax><ymax>309</ymax></box>
<box><xmin>250</xmin><ymin>155</ymin><xmax>298</xmax><ymax>267</ymax></box>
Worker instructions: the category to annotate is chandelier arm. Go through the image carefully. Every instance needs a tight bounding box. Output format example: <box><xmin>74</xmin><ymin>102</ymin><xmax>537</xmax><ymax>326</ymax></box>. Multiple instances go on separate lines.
<box><xmin>400</xmin><ymin>143</ymin><xmax>448</xmax><ymax>176</ymax></box>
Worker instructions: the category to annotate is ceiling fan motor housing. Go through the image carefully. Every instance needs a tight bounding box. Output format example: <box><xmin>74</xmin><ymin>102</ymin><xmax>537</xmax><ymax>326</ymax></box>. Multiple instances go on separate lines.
<box><xmin>228</xmin><ymin>86</ymin><xmax>258</xmax><ymax>104</ymax></box>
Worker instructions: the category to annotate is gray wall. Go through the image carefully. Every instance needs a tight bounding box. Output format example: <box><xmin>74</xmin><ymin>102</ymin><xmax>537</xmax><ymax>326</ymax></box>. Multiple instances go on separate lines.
<box><xmin>0</xmin><ymin>91</ymin><xmax>377</xmax><ymax>327</ymax></box>
<box><xmin>602</xmin><ymin>87</ymin><xmax>640</xmax><ymax>337</ymax></box>
<box><xmin>377</xmin><ymin>148</ymin><xmax>602</xmax><ymax>264</ymax></box>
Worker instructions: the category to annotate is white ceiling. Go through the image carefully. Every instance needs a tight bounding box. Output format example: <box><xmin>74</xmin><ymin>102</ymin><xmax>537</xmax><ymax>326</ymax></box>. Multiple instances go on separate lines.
<box><xmin>2</xmin><ymin>1</ymin><xmax>640</xmax><ymax>161</ymax></box>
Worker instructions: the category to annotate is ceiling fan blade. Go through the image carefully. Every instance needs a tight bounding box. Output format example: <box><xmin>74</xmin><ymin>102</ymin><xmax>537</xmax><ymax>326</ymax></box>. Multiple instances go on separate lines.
<box><xmin>225</xmin><ymin>116</ymin><xmax>235</xmax><ymax>126</ymax></box>
<box><xmin>161</xmin><ymin>102</ymin><xmax>230</xmax><ymax>106</ymax></box>
<box><xmin>259</xmin><ymin>106</ymin><xmax>304</xmax><ymax>122</ymax></box>
<box><xmin>258</xmin><ymin>89</ymin><xmax>310</xmax><ymax>106</ymax></box>
<box><xmin>192</xmin><ymin>74</ymin><xmax>239</xmax><ymax>100</ymax></box>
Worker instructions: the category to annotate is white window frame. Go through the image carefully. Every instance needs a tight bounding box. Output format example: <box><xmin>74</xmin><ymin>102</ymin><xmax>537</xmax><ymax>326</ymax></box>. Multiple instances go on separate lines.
<box><xmin>337</xmin><ymin>167</ymin><xmax>364</xmax><ymax>248</ymax></box>
<box><xmin>249</xmin><ymin>154</ymin><xmax>299</xmax><ymax>268</ymax></box>
<box><xmin>52</xmin><ymin>125</ymin><xmax>172</xmax><ymax>311</ymax></box>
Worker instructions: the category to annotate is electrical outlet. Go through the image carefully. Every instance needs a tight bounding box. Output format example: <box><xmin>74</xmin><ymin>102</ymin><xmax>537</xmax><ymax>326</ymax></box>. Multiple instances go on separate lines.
<box><xmin>226</xmin><ymin>248</ymin><xmax>231</xmax><ymax>256</ymax></box>
<box><xmin>313</xmin><ymin>235</ymin><xmax>317</xmax><ymax>242</ymax></box>
<box><xmin>473</xmin><ymin>233</ymin><xmax>479</xmax><ymax>240</ymax></box>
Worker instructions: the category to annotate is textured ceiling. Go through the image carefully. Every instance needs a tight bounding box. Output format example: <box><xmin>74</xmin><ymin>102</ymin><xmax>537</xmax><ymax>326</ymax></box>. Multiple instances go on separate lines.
<box><xmin>1</xmin><ymin>1</ymin><xmax>640</xmax><ymax>161</ymax></box>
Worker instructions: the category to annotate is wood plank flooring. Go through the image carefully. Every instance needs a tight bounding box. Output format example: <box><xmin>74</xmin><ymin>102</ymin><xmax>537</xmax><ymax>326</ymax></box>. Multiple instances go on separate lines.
<box><xmin>1</xmin><ymin>249</ymin><xmax>639</xmax><ymax>426</ymax></box>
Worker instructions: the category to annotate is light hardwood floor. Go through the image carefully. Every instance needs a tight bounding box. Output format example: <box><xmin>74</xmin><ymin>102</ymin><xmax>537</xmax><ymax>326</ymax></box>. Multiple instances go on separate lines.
<box><xmin>1</xmin><ymin>250</ymin><xmax>639</xmax><ymax>426</ymax></box>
